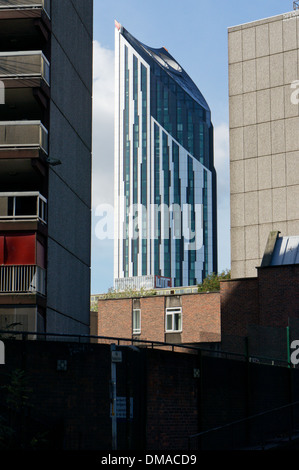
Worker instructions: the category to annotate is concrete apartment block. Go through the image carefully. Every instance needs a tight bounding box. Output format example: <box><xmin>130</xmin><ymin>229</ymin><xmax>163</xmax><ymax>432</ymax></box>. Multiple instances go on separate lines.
<box><xmin>46</xmin><ymin>0</ymin><xmax>93</xmax><ymax>334</ymax></box>
<box><xmin>0</xmin><ymin>0</ymin><xmax>93</xmax><ymax>337</ymax></box>
<box><xmin>228</xmin><ymin>10</ymin><xmax>299</xmax><ymax>278</ymax></box>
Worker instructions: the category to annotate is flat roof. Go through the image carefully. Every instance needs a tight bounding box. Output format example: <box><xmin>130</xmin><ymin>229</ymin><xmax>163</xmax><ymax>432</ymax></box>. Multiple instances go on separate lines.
<box><xmin>228</xmin><ymin>9</ymin><xmax>299</xmax><ymax>32</ymax></box>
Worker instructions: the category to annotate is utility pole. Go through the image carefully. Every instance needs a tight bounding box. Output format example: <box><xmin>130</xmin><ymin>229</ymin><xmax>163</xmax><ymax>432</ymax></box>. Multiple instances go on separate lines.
<box><xmin>110</xmin><ymin>344</ymin><xmax>117</xmax><ymax>450</ymax></box>
<box><xmin>110</xmin><ymin>344</ymin><xmax>122</xmax><ymax>450</ymax></box>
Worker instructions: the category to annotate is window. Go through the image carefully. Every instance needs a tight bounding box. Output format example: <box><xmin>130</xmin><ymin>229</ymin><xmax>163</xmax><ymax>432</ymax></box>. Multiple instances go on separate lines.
<box><xmin>165</xmin><ymin>307</ymin><xmax>182</xmax><ymax>332</ymax></box>
<box><xmin>133</xmin><ymin>309</ymin><xmax>141</xmax><ymax>334</ymax></box>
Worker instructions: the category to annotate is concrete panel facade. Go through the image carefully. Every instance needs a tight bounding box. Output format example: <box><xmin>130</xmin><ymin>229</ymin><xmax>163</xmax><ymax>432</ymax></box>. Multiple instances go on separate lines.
<box><xmin>46</xmin><ymin>0</ymin><xmax>93</xmax><ymax>333</ymax></box>
<box><xmin>228</xmin><ymin>10</ymin><xmax>299</xmax><ymax>278</ymax></box>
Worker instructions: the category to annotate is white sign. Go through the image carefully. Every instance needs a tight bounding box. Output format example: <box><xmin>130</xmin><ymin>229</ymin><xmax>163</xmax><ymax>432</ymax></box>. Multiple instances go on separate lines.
<box><xmin>111</xmin><ymin>350</ymin><xmax>122</xmax><ymax>363</ymax></box>
<box><xmin>110</xmin><ymin>397</ymin><xmax>133</xmax><ymax>419</ymax></box>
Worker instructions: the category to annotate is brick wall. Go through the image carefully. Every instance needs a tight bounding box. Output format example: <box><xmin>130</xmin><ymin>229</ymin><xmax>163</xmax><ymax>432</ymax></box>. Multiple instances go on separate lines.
<box><xmin>1</xmin><ymin>338</ymin><xmax>299</xmax><ymax>451</ymax></box>
<box><xmin>145</xmin><ymin>349</ymin><xmax>200</xmax><ymax>450</ymax></box>
<box><xmin>181</xmin><ymin>293</ymin><xmax>220</xmax><ymax>343</ymax></box>
<box><xmin>97</xmin><ymin>292</ymin><xmax>220</xmax><ymax>345</ymax></box>
<box><xmin>220</xmin><ymin>265</ymin><xmax>299</xmax><ymax>339</ymax></box>
<box><xmin>98</xmin><ymin>298</ymin><xmax>133</xmax><ymax>339</ymax></box>
<box><xmin>258</xmin><ymin>265</ymin><xmax>299</xmax><ymax>328</ymax></box>
<box><xmin>96</xmin><ymin>265</ymin><xmax>299</xmax><ymax>350</ymax></box>
<box><xmin>220</xmin><ymin>277</ymin><xmax>259</xmax><ymax>337</ymax></box>
<box><xmin>138</xmin><ymin>296</ymin><xmax>165</xmax><ymax>343</ymax></box>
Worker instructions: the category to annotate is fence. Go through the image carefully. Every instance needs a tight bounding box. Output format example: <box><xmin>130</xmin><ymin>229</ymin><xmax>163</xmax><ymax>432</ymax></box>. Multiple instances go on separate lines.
<box><xmin>0</xmin><ymin>265</ymin><xmax>46</xmax><ymax>295</ymax></box>
<box><xmin>188</xmin><ymin>400</ymin><xmax>299</xmax><ymax>450</ymax></box>
<box><xmin>0</xmin><ymin>192</ymin><xmax>47</xmax><ymax>224</ymax></box>
<box><xmin>0</xmin><ymin>0</ymin><xmax>50</xmax><ymax>18</ymax></box>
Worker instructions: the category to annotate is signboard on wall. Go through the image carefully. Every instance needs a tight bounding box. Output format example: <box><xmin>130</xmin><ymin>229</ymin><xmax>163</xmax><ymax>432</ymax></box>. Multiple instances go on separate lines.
<box><xmin>110</xmin><ymin>397</ymin><xmax>133</xmax><ymax>419</ymax></box>
<box><xmin>155</xmin><ymin>275</ymin><xmax>172</xmax><ymax>289</ymax></box>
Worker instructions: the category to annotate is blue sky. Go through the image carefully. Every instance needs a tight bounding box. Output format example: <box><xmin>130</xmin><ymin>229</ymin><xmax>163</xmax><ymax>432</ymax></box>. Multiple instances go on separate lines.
<box><xmin>91</xmin><ymin>0</ymin><xmax>295</xmax><ymax>294</ymax></box>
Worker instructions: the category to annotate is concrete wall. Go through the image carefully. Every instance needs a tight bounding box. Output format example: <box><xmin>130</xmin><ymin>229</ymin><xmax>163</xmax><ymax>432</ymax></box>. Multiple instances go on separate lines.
<box><xmin>46</xmin><ymin>0</ymin><xmax>93</xmax><ymax>334</ymax></box>
<box><xmin>228</xmin><ymin>11</ymin><xmax>299</xmax><ymax>279</ymax></box>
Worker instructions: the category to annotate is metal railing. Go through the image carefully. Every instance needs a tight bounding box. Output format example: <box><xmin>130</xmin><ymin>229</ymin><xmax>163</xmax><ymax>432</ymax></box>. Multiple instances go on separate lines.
<box><xmin>0</xmin><ymin>51</ymin><xmax>50</xmax><ymax>85</ymax></box>
<box><xmin>0</xmin><ymin>265</ymin><xmax>46</xmax><ymax>295</ymax></box>
<box><xmin>0</xmin><ymin>191</ymin><xmax>47</xmax><ymax>224</ymax></box>
<box><xmin>0</xmin><ymin>120</ymin><xmax>48</xmax><ymax>154</ymax></box>
<box><xmin>188</xmin><ymin>400</ymin><xmax>299</xmax><ymax>450</ymax></box>
<box><xmin>0</xmin><ymin>0</ymin><xmax>51</xmax><ymax>18</ymax></box>
<box><xmin>294</xmin><ymin>1</ymin><xmax>299</xmax><ymax>10</ymax></box>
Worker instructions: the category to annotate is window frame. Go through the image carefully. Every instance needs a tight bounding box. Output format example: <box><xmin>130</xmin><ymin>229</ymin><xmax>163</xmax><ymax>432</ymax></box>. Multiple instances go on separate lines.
<box><xmin>132</xmin><ymin>308</ymin><xmax>141</xmax><ymax>335</ymax></box>
<box><xmin>165</xmin><ymin>307</ymin><xmax>182</xmax><ymax>333</ymax></box>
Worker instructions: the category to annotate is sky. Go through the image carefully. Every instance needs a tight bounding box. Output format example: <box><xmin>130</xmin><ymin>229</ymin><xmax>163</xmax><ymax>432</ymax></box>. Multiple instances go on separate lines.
<box><xmin>91</xmin><ymin>0</ymin><xmax>295</xmax><ymax>294</ymax></box>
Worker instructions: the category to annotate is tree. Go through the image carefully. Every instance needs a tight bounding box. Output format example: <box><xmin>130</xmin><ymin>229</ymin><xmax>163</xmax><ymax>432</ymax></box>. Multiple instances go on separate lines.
<box><xmin>197</xmin><ymin>270</ymin><xmax>231</xmax><ymax>293</ymax></box>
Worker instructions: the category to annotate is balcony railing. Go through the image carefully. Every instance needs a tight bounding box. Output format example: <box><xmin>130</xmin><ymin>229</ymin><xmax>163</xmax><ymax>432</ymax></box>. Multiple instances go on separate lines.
<box><xmin>0</xmin><ymin>265</ymin><xmax>46</xmax><ymax>295</ymax></box>
<box><xmin>0</xmin><ymin>0</ymin><xmax>51</xmax><ymax>18</ymax></box>
<box><xmin>0</xmin><ymin>192</ymin><xmax>47</xmax><ymax>224</ymax></box>
<box><xmin>0</xmin><ymin>120</ymin><xmax>48</xmax><ymax>154</ymax></box>
<box><xmin>0</xmin><ymin>51</ymin><xmax>50</xmax><ymax>85</ymax></box>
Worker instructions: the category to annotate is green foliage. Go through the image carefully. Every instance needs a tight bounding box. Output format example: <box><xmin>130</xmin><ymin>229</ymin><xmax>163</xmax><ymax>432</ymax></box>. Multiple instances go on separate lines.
<box><xmin>197</xmin><ymin>270</ymin><xmax>231</xmax><ymax>293</ymax></box>
<box><xmin>100</xmin><ymin>286</ymin><xmax>157</xmax><ymax>299</ymax></box>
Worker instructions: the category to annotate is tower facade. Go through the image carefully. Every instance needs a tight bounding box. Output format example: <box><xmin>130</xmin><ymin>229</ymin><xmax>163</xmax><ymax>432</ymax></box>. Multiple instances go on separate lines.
<box><xmin>0</xmin><ymin>0</ymin><xmax>93</xmax><ymax>336</ymax></box>
<box><xmin>114</xmin><ymin>22</ymin><xmax>217</xmax><ymax>290</ymax></box>
<box><xmin>228</xmin><ymin>10</ymin><xmax>299</xmax><ymax>279</ymax></box>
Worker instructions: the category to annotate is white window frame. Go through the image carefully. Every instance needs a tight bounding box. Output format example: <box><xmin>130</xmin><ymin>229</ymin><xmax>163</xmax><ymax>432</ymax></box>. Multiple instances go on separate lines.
<box><xmin>133</xmin><ymin>308</ymin><xmax>141</xmax><ymax>335</ymax></box>
<box><xmin>165</xmin><ymin>307</ymin><xmax>182</xmax><ymax>333</ymax></box>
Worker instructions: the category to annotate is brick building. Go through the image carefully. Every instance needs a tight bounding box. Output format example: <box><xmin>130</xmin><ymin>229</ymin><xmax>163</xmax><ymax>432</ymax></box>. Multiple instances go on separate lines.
<box><xmin>221</xmin><ymin>232</ymin><xmax>299</xmax><ymax>338</ymax></box>
<box><xmin>96</xmin><ymin>289</ymin><xmax>221</xmax><ymax>346</ymax></box>
<box><xmin>94</xmin><ymin>232</ymin><xmax>299</xmax><ymax>351</ymax></box>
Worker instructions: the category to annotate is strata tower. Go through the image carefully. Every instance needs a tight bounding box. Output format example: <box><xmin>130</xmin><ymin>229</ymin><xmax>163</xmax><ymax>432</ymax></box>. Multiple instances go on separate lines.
<box><xmin>0</xmin><ymin>0</ymin><xmax>93</xmax><ymax>336</ymax></box>
<box><xmin>114</xmin><ymin>22</ymin><xmax>217</xmax><ymax>290</ymax></box>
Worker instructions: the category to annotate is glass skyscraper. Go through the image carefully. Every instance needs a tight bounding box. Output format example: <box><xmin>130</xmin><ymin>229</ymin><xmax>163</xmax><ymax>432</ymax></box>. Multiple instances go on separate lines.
<box><xmin>114</xmin><ymin>21</ymin><xmax>217</xmax><ymax>290</ymax></box>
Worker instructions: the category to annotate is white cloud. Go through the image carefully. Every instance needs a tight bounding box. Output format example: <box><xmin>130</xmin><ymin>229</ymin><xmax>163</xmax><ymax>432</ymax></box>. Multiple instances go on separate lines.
<box><xmin>91</xmin><ymin>41</ymin><xmax>115</xmax><ymax>293</ymax></box>
<box><xmin>213</xmin><ymin>123</ymin><xmax>231</xmax><ymax>271</ymax></box>
<box><xmin>214</xmin><ymin>123</ymin><xmax>230</xmax><ymax>205</ymax></box>
<box><xmin>92</xmin><ymin>41</ymin><xmax>115</xmax><ymax>209</ymax></box>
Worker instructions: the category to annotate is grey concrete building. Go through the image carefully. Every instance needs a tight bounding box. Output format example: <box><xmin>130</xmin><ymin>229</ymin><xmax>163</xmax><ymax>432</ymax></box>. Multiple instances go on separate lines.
<box><xmin>228</xmin><ymin>9</ymin><xmax>299</xmax><ymax>279</ymax></box>
<box><xmin>0</xmin><ymin>0</ymin><xmax>93</xmax><ymax>336</ymax></box>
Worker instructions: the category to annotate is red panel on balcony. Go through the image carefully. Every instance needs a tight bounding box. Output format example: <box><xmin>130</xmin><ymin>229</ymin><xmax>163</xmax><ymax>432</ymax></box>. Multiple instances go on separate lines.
<box><xmin>0</xmin><ymin>236</ymin><xmax>4</xmax><ymax>264</ymax></box>
<box><xmin>0</xmin><ymin>233</ymin><xmax>36</xmax><ymax>265</ymax></box>
<box><xmin>36</xmin><ymin>239</ymin><xmax>46</xmax><ymax>269</ymax></box>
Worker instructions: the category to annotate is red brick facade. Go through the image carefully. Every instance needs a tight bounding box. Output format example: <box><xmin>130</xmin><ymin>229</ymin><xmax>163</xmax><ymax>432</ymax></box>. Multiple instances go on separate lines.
<box><xmin>96</xmin><ymin>292</ymin><xmax>221</xmax><ymax>345</ymax></box>
<box><xmin>94</xmin><ymin>265</ymin><xmax>299</xmax><ymax>346</ymax></box>
<box><xmin>220</xmin><ymin>277</ymin><xmax>259</xmax><ymax>337</ymax></box>
<box><xmin>220</xmin><ymin>265</ymin><xmax>299</xmax><ymax>337</ymax></box>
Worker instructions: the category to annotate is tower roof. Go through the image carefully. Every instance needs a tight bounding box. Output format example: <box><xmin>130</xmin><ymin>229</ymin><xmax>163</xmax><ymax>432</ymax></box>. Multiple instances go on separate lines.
<box><xmin>118</xmin><ymin>22</ymin><xmax>210</xmax><ymax>112</ymax></box>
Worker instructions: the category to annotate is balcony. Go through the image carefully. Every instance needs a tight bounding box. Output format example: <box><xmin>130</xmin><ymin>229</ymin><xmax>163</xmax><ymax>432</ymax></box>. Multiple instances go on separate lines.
<box><xmin>0</xmin><ymin>264</ymin><xmax>46</xmax><ymax>295</ymax></box>
<box><xmin>0</xmin><ymin>0</ymin><xmax>50</xmax><ymax>18</ymax></box>
<box><xmin>0</xmin><ymin>191</ymin><xmax>47</xmax><ymax>224</ymax></box>
<box><xmin>0</xmin><ymin>120</ymin><xmax>48</xmax><ymax>154</ymax></box>
<box><xmin>0</xmin><ymin>51</ymin><xmax>50</xmax><ymax>85</ymax></box>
